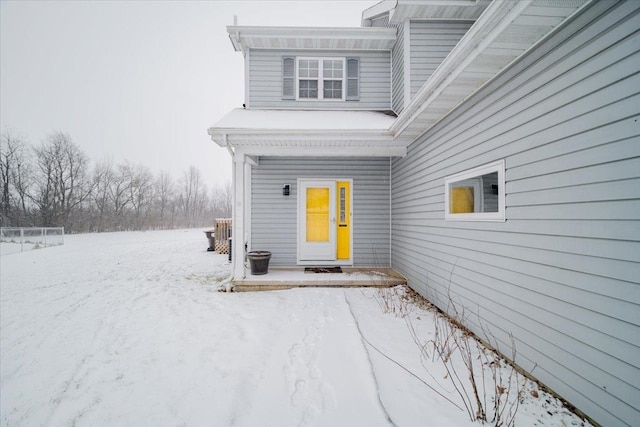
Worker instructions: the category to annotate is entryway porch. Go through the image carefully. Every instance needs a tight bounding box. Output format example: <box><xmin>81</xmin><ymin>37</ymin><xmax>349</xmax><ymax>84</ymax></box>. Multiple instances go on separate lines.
<box><xmin>232</xmin><ymin>267</ymin><xmax>406</xmax><ymax>292</ymax></box>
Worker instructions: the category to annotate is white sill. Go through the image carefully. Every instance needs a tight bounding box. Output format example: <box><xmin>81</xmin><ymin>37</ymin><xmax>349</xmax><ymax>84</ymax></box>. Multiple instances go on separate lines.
<box><xmin>445</xmin><ymin>213</ymin><xmax>506</xmax><ymax>222</ymax></box>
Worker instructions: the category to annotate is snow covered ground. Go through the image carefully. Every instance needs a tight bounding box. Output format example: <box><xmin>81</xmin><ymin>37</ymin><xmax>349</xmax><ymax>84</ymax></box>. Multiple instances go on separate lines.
<box><xmin>1</xmin><ymin>229</ymin><xmax>591</xmax><ymax>426</ymax></box>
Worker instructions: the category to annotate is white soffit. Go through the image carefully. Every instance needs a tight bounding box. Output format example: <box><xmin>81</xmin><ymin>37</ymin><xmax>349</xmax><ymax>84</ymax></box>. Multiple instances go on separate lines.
<box><xmin>227</xmin><ymin>26</ymin><xmax>397</xmax><ymax>51</ymax></box>
<box><xmin>392</xmin><ymin>0</ymin><xmax>590</xmax><ymax>145</ymax></box>
<box><xmin>362</xmin><ymin>0</ymin><xmax>492</xmax><ymax>25</ymax></box>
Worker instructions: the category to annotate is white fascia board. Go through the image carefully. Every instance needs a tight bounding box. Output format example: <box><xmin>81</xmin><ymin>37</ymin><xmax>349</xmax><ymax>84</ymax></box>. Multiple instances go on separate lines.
<box><xmin>212</xmin><ymin>128</ymin><xmax>394</xmax><ymax>137</ymax></box>
<box><xmin>226</xmin><ymin>25</ymin><xmax>395</xmax><ymax>38</ymax></box>
<box><xmin>390</xmin><ymin>0</ymin><xmax>532</xmax><ymax>137</ymax></box>
<box><xmin>225</xmin><ymin>25</ymin><xmax>396</xmax><ymax>51</ymax></box>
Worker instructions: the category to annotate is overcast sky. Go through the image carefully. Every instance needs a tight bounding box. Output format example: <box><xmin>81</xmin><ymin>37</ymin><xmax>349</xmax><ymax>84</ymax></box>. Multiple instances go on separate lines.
<box><xmin>0</xmin><ymin>0</ymin><xmax>374</xmax><ymax>188</ymax></box>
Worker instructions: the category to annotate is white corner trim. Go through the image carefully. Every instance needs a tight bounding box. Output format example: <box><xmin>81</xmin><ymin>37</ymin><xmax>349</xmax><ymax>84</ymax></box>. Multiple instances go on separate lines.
<box><xmin>403</xmin><ymin>19</ymin><xmax>411</xmax><ymax>110</ymax></box>
<box><xmin>244</xmin><ymin>49</ymin><xmax>250</xmax><ymax>108</ymax></box>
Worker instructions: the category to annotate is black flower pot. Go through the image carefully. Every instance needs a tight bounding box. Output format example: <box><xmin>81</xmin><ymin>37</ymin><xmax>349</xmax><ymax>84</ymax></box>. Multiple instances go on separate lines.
<box><xmin>248</xmin><ymin>251</ymin><xmax>271</xmax><ymax>275</ymax></box>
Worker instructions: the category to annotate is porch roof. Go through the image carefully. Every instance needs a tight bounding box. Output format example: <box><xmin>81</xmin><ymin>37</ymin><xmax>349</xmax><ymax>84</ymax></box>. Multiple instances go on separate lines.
<box><xmin>208</xmin><ymin>109</ymin><xmax>405</xmax><ymax>157</ymax></box>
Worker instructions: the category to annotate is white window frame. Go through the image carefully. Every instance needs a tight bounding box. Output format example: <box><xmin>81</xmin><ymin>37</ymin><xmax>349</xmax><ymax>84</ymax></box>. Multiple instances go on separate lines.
<box><xmin>296</xmin><ymin>57</ymin><xmax>346</xmax><ymax>101</ymax></box>
<box><xmin>444</xmin><ymin>159</ymin><xmax>505</xmax><ymax>222</ymax></box>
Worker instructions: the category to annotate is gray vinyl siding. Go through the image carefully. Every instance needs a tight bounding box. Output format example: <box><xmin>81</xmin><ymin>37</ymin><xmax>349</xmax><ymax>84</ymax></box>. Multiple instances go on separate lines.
<box><xmin>392</xmin><ymin>22</ymin><xmax>405</xmax><ymax>114</ymax></box>
<box><xmin>391</xmin><ymin>2</ymin><xmax>640</xmax><ymax>427</ymax></box>
<box><xmin>367</xmin><ymin>13</ymin><xmax>404</xmax><ymax>114</ymax></box>
<box><xmin>409</xmin><ymin>21</ymin><xmax>473</xmax><ymax>98</ymax></box>
<box><xmin>370</xmin><ymin>15</ymin><xmax>390</xmax><ymax>28</ymax></box>
<box><xmin>248</xmin><ymin>49</ymin><xmax>391</xmax><ymax>110</ymax></box>
<box><xmin>251</xmin><ymin>157</ymin><xmax>390</xmax><ymax>267</ymax></box>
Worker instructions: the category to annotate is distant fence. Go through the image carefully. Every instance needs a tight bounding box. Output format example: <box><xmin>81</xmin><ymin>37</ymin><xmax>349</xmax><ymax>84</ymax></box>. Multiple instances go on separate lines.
<box><xmin>0</xmin><ymin>227</ymin><xmax>65</xmax><ymax>255</ymax></box>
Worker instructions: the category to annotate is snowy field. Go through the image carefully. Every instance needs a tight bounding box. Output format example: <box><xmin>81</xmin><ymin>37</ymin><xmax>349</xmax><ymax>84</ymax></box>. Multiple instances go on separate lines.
<box><xmin>1</xmin><ymin>229</ymin><xmax>590</xmax><ymax>426</ymax></box>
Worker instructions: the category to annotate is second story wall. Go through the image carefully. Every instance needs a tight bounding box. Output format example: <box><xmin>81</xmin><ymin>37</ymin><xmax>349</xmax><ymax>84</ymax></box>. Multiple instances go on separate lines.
<box><xmin>409</xmin><ymin>20</ymin><xmax>473</xmax><ymax>98</ymax></box>
<box><xmin>369</xmin><ymin>13</ymin><xmax>404</xmax><ymax>114</ymax></box>
<box><xmin>247</xmin><ymin>49</ymin><xmax>391</xmax><ymax>110</ymax></box>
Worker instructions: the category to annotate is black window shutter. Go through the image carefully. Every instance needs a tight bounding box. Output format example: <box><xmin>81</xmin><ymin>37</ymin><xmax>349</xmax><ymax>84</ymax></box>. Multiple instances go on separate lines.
<box><xmin>282</xmin><ymin>57</ymin><xmax>295</xmax><ymax>100</ymax></box>
<box><xmin>346</xmin><ymin>57</ymin><xmax>359</xmax><ymax>101</ymax></box>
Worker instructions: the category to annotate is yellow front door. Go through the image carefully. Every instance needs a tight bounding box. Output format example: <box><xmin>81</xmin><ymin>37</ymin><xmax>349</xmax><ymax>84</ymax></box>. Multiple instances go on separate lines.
<box><xmin>298</xmin><ymin>179</ymin><xmax>351</xmax><ymax>263</ymax></box>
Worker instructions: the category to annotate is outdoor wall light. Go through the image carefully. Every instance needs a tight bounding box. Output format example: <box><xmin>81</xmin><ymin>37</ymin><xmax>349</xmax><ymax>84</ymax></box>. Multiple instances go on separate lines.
<box><xmin>283</xmin><ymin>184</ymin><xmax>290</xmax><ymax>196</ymax></box>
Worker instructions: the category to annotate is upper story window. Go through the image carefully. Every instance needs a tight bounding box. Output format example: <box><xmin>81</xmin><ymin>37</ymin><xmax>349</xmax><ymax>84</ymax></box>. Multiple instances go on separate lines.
<box><xmin>298</xmin><ymin>57</ymin><xmax>344</xmax><ymax>100</ymax></box>
<box><xmin>283</xmin><ymin>56</ymin><xmax>359</xmax><ymax>102</ymax></box>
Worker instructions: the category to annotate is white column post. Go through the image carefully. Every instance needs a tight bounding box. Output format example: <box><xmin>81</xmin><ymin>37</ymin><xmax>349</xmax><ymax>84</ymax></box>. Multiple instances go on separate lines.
<box><xmin>232</xmin><ymin>152</ymin><xmax>246</xmax><ymax>280</ymax></box>
<box><xmin>244</xmin><ymin>162</ymin><xmax>252</xmax><ymax>253</ymax></box>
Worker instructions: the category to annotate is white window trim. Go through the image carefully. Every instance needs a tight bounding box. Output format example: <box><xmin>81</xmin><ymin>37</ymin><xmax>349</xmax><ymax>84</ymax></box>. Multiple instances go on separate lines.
<box><xmin>296</xmin><ymin>57</ymin><xmax>346</xmax><ymax>101</ymax></box>
<box><xmin>444</xmin><ymin>159</ymin><xmax>505</xmax><ymax>222</ymax></box>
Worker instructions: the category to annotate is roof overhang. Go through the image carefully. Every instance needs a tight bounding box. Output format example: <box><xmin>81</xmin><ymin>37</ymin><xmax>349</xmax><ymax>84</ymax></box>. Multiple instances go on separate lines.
<box><xmin>362</xmin><ymin>0</ymin><xmax>492</xmax><ymax>25</ymax></box>
<box><xmin>211</xmin><ymin>0</ymin><xmax>591</xmax><ymax>156</ymax></box>
<box><xmin>227</xmin><ymin>26</ymin><xmax>397</xmax><ymax>52</ymax></box>
<box><xmin>392</xmin><ymin>0</ymin><xmax>591</xmax><ymax>146</ymax></box>
<box><xmin>208</xmin><ymin>109</ymin><xmax>405</xmax><ymax>157</ymax></box>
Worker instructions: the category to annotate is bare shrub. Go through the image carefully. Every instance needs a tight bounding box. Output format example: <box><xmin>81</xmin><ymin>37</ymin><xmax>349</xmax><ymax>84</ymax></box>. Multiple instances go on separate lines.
<box><xmin>371</xmin><ymin>283</ymin><xmax>527</xmax><ymax>426</ymax></box>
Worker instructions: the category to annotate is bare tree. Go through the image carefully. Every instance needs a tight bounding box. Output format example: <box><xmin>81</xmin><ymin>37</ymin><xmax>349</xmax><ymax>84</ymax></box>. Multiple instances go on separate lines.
<box><xmin>218</xmin><ymin>180</ymin><xmax>232</xmax><ymax>217</ymax></box>
<box><xmin>91</xmin><ymin>159</ymin><xmax>115</xmax><ymax>232</ymax></box>
<box><xmin>12</xmin><ymin>150</ymin><xmax>33</xmax><ymax>226</ymax></box>
<box><xmin>179</xmin><ymin>165</ymin><xmax>204</xmax><ymax>228</ymax></box>
<box><xmin>108</xmin><ymin>162</ymin><xmax>134</xmax><ymax>230</ymax></box>
<box><xmin>1</xmin><ymin>130</ymin><xmax>230</xmax><ymax>231</ymax></box>
<box><xmin>128</xmin><ymin>163</ymin><xmax>154</xmax><ymax>229</ymax></box>
<box><xmin>0</xmin><ymin>130</ymin><xmax>26</xmax><ymax>225</ymax></box>
<box><xmin>31</xmin><ymin>132</ymin><xmax>91</xmax><ymax>230</ymax></box>
<box><xmin>155</xmin><ymin>170</ymin><xmax>174</xmax><ymax>229</ymax></box>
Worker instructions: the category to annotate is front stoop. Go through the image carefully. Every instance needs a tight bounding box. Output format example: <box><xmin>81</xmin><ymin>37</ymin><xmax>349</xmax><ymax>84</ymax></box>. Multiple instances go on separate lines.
<box><xmin>232</xmin><ymin>267</ymin><xmax>407</xmax><ymax>292</ymax></box>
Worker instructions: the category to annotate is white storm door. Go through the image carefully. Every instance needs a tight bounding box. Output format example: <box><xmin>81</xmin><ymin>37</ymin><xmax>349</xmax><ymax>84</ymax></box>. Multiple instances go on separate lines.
<box><xmin>298</xmin><ymin>180</ymin><xmax>336</xmax><ymax>261</ymax></box>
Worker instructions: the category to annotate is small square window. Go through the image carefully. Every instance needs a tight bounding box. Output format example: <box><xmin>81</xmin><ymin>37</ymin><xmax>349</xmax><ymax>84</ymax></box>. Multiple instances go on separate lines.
<box><xmin>444</xmin><ymin>160</ymin><xmax>505</xmax><ymax>221</ymax></box>
<box><xmin>323</xmin><ymin>60</ymin><xmax>343</xmax><ymax>79</ymax></box>
<box><xmin>323</xmin><ymin>80</ymin><xmax>342</xmax><ymax>99</ymax></box>
<box><xmin>299</xmin><ymin>80</ymin><xmax>318</xmax><ymax>99</ymax></box>
<box><xmin>298</xmin><ymin>60</ymin><xmax>318</xmax><ymax>78</ymax></box>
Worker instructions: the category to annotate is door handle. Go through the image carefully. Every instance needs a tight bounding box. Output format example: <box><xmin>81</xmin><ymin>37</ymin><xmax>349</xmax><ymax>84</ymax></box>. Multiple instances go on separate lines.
<box><xmin>331</xmin><ymin>217</ymin><xmax>336</xmax><ymax>224</ymax></box>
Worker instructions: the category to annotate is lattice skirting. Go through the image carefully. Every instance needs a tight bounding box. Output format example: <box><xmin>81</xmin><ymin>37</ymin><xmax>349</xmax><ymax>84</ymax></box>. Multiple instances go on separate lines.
<box><xmin>215</xmin><ymin>241</ymin><xmax>229</xmax><ymax>254</ymax></box>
